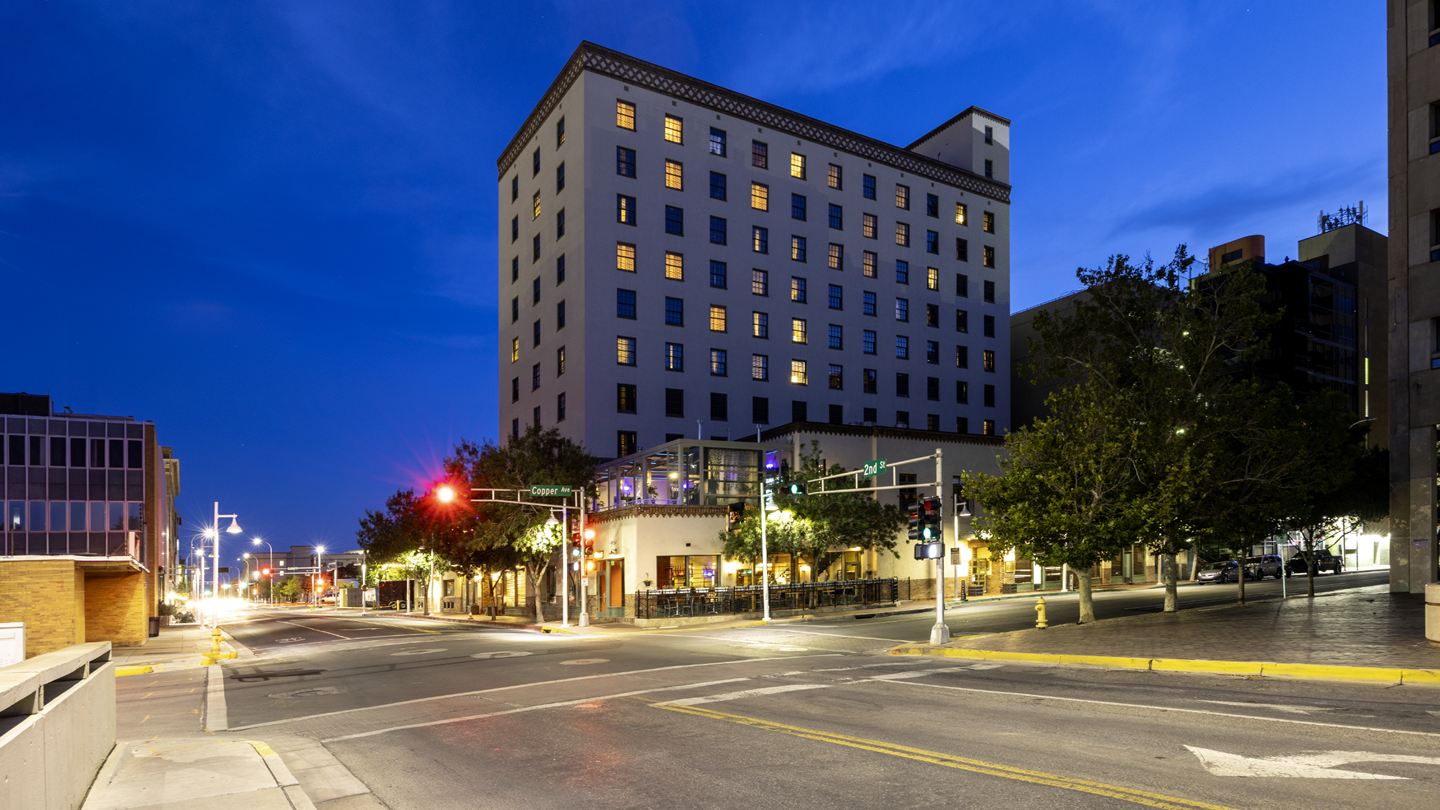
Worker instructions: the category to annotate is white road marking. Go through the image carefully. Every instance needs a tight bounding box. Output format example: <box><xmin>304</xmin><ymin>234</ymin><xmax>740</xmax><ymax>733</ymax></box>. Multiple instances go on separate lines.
<box><xmin>390</xmin><ymin>649</ymin><xmax>447</xmax><ymax>656</ymax></box>
<box><xmin>1198</xmin><ymin>700</ymin><xmax>1332</xmax><ymax>715</ymax></box>
<box><xmin>1186</xmin><ymin>746</ymin><xmax>1440</xmax><ymax>779</ymax></box>
<box><xmin>656</xmin><ymin>683</ymin><xmax>830</xmax><ymax>707</ymax></box>
<box><xmin>754</xmin><ymin>629</ymin><xmax>912</xmax><ymax>643</ymax></box>
<box><xmin>322</xmin><ymin>677</ymin><xmax>756</xmax><ymax>742</ymax></box>
<box><xmin>869</xmin><ymin>670</ymin><xmax>946</xmax><ymax>681</ymax></box>
<box><xmin>470</xmin><ymin>651</ymin><xmax>532</xmax><ymax>660</ymax></box>
<box><xmin>226</xmin><ymin>654</ymin><xmax>837</xmax><ymax>731</ymax></box>
<box><xmin>276</xmin><ymin>620</ymin><xmax>349</xmax><ymax>639</ymax></box>
<box><xmin>883</xmin><ymin>679</ymin><xmax>1440</xmax><ymax>738</ymax></box>
<box><xmin>204</xmin><ymin>663</ymin><xmax>227</xmax><ymax>731</ymax></box>
<box><xmin>560</xmin><ymin>659</ymin><xmax>609</xmax><ymax>665</ymax></box>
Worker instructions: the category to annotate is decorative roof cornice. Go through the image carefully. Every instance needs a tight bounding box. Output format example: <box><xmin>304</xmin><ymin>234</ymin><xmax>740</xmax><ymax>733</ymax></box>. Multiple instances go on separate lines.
<box><xmin>587</xmin><ymin>504</ymin><xmax>728</xmax><ymax>525</ymax></box>
<box><xmin>497</xmin><ymin>43</ymin><xmax>1011</xmax><ymax>205</ymax></box>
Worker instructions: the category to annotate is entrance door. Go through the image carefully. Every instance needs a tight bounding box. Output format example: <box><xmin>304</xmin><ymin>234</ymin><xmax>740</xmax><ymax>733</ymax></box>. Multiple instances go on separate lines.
<box><xmin>608</xmin><ymin>561</ymin><xmax>624</xmax><ymax>612</ymax></box>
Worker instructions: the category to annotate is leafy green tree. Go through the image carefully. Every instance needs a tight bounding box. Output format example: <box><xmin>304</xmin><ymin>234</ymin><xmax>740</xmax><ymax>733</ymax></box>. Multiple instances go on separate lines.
<box><xmin>273</xmin><ymin>575</ymin><xmax>303</xmax><ymax>602</ymax></box>
<box><xmin>455</xmin><ymin>425</ymin><xmax>598</xmax><ymax>625</ymax></box>
<box><xmin>1029</xmin><ymin>249</ymin><xmax>1329</xmax><ymax>611</ymax></box>
<box><xmin>719</xmin><ymin>441</ymin><xmax>904</xmax><ymax>583</ymax></box>
<box><xmin>964</xmin><ymin>381</ymin><xmax>1143</xmax><ymax>623</ymax></box>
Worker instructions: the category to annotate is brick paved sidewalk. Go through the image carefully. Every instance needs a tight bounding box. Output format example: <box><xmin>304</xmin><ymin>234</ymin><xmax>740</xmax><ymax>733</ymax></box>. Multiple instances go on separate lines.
<box><xmin>939</xmin><ymin>584</ymin><xmax>1438</xmax><ymax>670</ymax></box>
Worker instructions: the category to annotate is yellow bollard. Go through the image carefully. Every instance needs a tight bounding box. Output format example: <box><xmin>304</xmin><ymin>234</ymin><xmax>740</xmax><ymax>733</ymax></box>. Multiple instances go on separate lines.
<box><xmin>1034</xmin><ymin>597</ymin><xmax>1048</xmax><ymax>630</ymax></box>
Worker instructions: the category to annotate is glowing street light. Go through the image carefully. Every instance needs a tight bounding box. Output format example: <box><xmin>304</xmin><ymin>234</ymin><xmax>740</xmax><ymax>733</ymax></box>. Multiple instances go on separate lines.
<box><xmin>436</xmin><ymin>485</ymin><xmax>456</xmax><ymax>504</ymax></box>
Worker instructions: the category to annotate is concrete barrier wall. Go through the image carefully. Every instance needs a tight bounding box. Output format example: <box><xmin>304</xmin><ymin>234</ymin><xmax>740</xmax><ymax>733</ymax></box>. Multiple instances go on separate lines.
<box><xmin>0</xmin><ymin>643</ymin><xmax>115</xmax><ymax>810</ymax></box>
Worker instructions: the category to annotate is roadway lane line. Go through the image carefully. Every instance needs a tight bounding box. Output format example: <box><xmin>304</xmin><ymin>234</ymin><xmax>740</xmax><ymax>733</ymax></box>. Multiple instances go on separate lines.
<box><xmin>275</xmin><ymin>620</ymin><xmax>349</xmax><ymax>639</ymax></box>
<box><xmin>880</xmin><ymin>678</ymin><xmax>1440</xmax><ymax>739</ymax></box>
<box><xmin>753</xmin><ymin>629</ymin><xmax>912</xmax><ymax>643</ymax></box>
<box><xmin>658</xmin><ymin>683</ymin><xmax>829</xmax><ymax>707</ymax></box>
<box><xmin>225</xmin><ymin>653</ymin><xmax>839</xmax><ymax>732</ymax></box>
<box><xmin>322</xmin><ymin>677</ymin><xmax>760</xmax><ymax>742</ymax></box>
<box><xmin>656</xmin><ymin>703</ymin><xmax>1237</xmax><ymax>810</ymax></box>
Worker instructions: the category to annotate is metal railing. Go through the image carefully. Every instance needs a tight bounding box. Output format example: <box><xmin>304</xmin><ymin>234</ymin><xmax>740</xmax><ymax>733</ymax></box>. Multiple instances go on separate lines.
<box><xmin>635</xmin><ymin>578</ymin><xmax>901</xmax><ymax>619</ymax></box>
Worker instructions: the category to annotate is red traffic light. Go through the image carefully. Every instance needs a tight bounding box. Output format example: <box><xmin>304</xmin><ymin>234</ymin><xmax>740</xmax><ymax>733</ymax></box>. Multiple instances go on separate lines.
<box><xmin>261</xmin><ymin>568</ymin><xmax>270</xmax><ymax>577</ymax></box>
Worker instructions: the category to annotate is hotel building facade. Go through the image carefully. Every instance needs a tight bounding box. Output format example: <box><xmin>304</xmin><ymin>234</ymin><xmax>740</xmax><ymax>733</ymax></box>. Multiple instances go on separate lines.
<box><xmin>487</xmin><ymin>44</ymin><xmax>1013</xmax><ymax>618</ymax></box>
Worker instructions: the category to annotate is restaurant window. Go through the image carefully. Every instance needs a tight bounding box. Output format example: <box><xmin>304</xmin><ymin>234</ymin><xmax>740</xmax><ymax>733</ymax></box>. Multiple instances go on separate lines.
<box><xmin>658</xmin><ymin>555</ymin><xmax>718</xmax><ymax>589</ymax></box>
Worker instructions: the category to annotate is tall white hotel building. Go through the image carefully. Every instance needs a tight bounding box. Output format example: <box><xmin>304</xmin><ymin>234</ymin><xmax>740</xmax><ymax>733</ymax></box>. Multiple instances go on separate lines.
<box><xmin>498</xmin><ymin>43</ymin><xmax>1010</xmax><ymax>458</ymax></box>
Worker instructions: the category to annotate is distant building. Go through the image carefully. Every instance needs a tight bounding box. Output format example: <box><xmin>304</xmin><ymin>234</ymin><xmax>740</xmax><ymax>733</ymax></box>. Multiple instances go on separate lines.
<box><xmin>1385</xmin><ymin>0</ymin><xmax>1440</xmax><ymax>594</ymax></box>
<box><xmin>1206</xmin><ymin>219</ymin><xmax>1388</xmax><ymax>444</ymax></box>
<box><xmin>0</xmin><ymin>392</ymin><xmax>179</xmax><ymax>658</ymax></box>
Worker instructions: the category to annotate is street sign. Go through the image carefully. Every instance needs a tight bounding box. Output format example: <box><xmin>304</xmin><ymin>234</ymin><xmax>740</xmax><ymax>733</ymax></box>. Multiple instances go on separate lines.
<box><xmin>218</xmin><ymin>567</ymin><xmax>230</xmax><ymax>573</ymax></box>
<box><xmin>529</xmin><ymin>485</ymin><xmax>573</xmax><ymax>497</ymax></box>
<box><xmin>862</xmin><ymin>458</ymin><xmax>887</xmax><ymax>478</ymax></box>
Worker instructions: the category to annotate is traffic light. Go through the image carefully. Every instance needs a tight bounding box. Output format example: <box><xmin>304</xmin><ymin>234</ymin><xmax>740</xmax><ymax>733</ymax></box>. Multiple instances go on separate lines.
<box><xmin>920</xmin><ymin>497</ymin><xmax>943</xmax><ymax>540</ymax></box>
<box><xmin>261</xmin><ymin>568</ymin><xmax>270</xmax><ymax>578</ymax></box>
<box><xmin>786</xmin><ymin>481</ymin><xmax>807</xmax><ymax>496</ymax></box>
<box><xmin>571</xmin><ymin>533</ymin><xmax>582</xmax><ymax>557</ymax></box>
<box><xmin>728</xmin><ymin>502</ymin><xmax>745</xmax><ymax>532</ymax></box>
<box><xmin>908</xmin><ymin>504</ymin><xmax>922</xmax><ymax>541</ymax></box>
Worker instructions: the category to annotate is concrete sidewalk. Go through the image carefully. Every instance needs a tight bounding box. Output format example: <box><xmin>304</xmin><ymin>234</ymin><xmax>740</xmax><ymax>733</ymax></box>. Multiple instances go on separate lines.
<box><xmin>108</xmin><ymin>622</ymin><xmax>248</xmax><ymax>674</ymax></box>
<box><xmin>893</xmin><ymin>583</ymin><xmax>1440</xmax><ymax>684</ymax></box>
<box><xmin>85</xmin><ymin>624</ymin><xmax>378</xmax><ymax>810</ymax></box>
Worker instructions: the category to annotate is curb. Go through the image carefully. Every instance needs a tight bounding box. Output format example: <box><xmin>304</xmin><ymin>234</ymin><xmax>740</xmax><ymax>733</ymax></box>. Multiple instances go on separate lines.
<box><xmin>114</xmin><ymin>665</ymin><xmax>153</xmax><ymax>677</ymax></box>
<box><xmin>888</xmin><ymin>644</ymin><xmax>1440</xmax><ymax>685</ymax></box>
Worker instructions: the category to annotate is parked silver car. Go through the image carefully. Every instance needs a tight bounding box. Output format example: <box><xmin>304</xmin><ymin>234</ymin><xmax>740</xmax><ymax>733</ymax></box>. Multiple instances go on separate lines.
<box><xmin>1245</xmin><ymin>555</ymin><xmax>1287</xmax><ymax>580</ymax></box>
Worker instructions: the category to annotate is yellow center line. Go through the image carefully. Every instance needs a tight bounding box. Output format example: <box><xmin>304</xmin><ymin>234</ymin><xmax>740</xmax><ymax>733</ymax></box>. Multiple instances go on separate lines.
<box><xmin>656</xmin><ymin>704</ymin><xmax>1237</xmax><ymax>810</ymax></box>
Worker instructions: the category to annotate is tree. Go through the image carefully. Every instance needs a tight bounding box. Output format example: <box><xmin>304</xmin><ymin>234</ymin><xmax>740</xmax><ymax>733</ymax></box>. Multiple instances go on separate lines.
<box><xmin>1029</xmin><ymin>249</ymin><xmax>1327</xmax><ymax>611</ymax></box>
<box><xmin>964</xmin><ymin>381</ymin><xmax>1143</xmax><ymax>623</ymax></box>
<box><xmin>273</xmin><ymin>575</ymin><xmax>303</xmax><ymax>602</ymax></box>
<box><xmin>719</xmin><ymin>441</ymin><xmax>905</xmax><ymax>584</ymax></box>
<box><xmin>457</xmin><ymin>425</ymin><xmax>598</xmax><ymax>625</ymax></box>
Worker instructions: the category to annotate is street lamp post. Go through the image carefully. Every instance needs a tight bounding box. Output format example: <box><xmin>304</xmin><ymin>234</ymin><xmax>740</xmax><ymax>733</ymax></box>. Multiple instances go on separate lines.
<box><xmin>253</xmin><ymin>537</ymin><xmax>274</xmax><ymax>604</ymax></box>
<box><xmin>210</xmin><ymin>502</ymin><xmax>243</xmax><ymax>631</ymax></box>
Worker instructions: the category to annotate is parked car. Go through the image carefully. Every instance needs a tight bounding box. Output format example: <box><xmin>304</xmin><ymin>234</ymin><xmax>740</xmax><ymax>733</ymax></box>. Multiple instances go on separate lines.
<box><xmin>1287</xmin><ymin>550</ymin><xmax>1344</xmax><ymax>575</ymax></box>
<box><xmin>1198</xmin><ymin>561</ymin><xmax>1248</xmax><ymax>583</ymax></box>
<box><xmin>1244</xmin><ymin>555</ymin><xmax>1287</xmax><ymax>580</ymax></box>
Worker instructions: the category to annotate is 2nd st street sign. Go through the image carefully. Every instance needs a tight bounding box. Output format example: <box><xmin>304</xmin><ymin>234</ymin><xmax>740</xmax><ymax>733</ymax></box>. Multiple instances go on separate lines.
<box><xmin>529</xmin><ymin>485</ymin><xmax>573</xmax><ymax>497</ymax></box>
<box><xmin>862</xmin><ymin>459</ymin><xmax>887</xmax><ymax>478</ymax></box>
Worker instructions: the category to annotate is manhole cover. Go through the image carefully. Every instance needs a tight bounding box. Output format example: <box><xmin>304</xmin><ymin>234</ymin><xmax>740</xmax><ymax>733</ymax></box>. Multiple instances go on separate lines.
<box><xmin>268</xmin><ymin>686</ymin><xmax>339</xmax><ymax>699</ymax></box>
<box><xmin>560</xmin><ymin>659</ymin><xmax>609</xmax><ymax>665</ymax></box>
<box><xmin>391</xmin><ymin>649</ymin><xmax>447</xmax><ymax>656</ymax></box>
<box><xmin>471</xmin><ymin>651</ymin><xmax>533</xmax><ymax>660</ymax></box>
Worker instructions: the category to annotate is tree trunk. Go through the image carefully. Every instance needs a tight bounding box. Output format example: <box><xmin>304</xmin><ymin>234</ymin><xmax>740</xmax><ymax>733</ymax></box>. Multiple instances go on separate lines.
<box><xmin>528</xmin><ymin>563</ymin><xmax>544</xmax><ymax>625</ymax></box>
<box><xmin>1307</xmin><ymin>562</ymin><xmax>1316</xmax><ymax>598</ymax></box>
<box><xmin>1077</xmin><ymin>570</ymin><xmax>1095</xmax><ymax>624</ymax></box>
<box><xmin>1162</xmin><ymin>542</ymin><xmax>1179</xmax><ymax>613</ymax></box>
<box><xmin>1236</xmin><ymin>551</ymin><xmax>1246</xmax><ymax>605</ymax></box>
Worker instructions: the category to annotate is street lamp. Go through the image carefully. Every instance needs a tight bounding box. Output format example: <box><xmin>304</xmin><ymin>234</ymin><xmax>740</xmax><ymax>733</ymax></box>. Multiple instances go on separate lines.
<box><xmin>209</xmin><ymin>502</ymin><xmax>242</xmax><ymax>631</ymax></box>
<box><xmin>253</xmin><ymin>537</ymin><xmax>274</xmax><ymax>604</ymax></box>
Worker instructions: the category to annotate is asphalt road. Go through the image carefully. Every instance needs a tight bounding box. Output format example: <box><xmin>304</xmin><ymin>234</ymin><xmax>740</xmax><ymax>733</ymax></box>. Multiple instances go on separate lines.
<box><xmin>210</xmin><ymin>570</ymin><xmax>1438</xmax><ymax>809</ymax></box>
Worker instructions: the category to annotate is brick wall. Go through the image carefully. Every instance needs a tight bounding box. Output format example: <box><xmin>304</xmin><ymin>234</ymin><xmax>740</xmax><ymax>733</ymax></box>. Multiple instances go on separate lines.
<box><xmin>84</xmin><ymin>573</ymin><xmax>147</xmax><ymax>647</ymax></box>
<box><xmin>0</xmin><ymin>560</ymin><xmax>82</xmax><ymax>657</ymax></box>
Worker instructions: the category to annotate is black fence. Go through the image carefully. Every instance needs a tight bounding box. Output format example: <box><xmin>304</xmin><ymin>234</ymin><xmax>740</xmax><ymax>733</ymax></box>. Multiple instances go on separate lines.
<box><xmin>635</xmin><ymin>578</ymin><xmax>901</xmax><ymax>620</ymax></box>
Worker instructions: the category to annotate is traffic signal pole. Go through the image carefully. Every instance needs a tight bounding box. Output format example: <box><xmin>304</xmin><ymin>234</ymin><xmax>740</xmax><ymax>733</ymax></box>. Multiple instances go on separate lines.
<box><xmin>931</xmin><ymin>449</ymin><xmax>949</xmax><ymax>644</ymax></box>
<box><xmin>802</xmin><ymin>448</ymin><xmax>950</xmax><ymax>644</ymax></box>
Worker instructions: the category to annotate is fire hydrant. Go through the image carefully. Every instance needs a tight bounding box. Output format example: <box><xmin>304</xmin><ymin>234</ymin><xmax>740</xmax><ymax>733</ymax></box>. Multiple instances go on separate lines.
<box><xmin>201</xmin><ymin>627</ymin><xmax>237</xmax><ymax>665</ymax></box>
<box><xmin>1034</xmin><ymin>597</ymin><xmax>1049</xmax><ymax>630</ymax></box>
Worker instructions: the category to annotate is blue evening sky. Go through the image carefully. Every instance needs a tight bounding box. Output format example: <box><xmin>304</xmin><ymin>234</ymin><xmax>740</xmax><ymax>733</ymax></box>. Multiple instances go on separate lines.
<box><xmin>1</xmin><ymin>1</ymin><xmax>1385</xmax><ymax>570</ymax></box>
